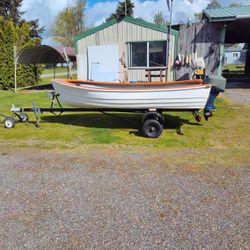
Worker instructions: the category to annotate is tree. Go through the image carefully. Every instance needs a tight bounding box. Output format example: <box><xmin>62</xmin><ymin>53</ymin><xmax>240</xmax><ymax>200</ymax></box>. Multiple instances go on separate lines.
<box><xmin>229</xmin><ymin>3</ymin><xmax>242</xmax><ymax>7</ymax></box>
<box><xmin>154</xmin><ymin>11</ymin><xmax>168</xmax><ymax>26</ymax></box>
<box><xmin>0</xmin><ymin>0</ymin><xmax>23</xmax><ymax>24</ymax></box>
<box><xmin>0</xmin><ymin>0</ymin><xmax>44</xmax><ymax>38</ymax></box>
<box><xmin>0</xmin><ymin>17</ymin><xmax>41</xmax><ymax>89</ymax></box>
<box><xmin>194</xmin><ymin>12</ymin><xmax>203</xmax><ymax>21</ymax></box>
<box><xmin>0</xmin><ymin>0</ymin><xmax>43</xmax><ymax>89</ymax></box>
<box><xmin>106</xmin><ymin>0</ymin><xmax>135</xmax><ymax>21</ymax></box>
<box><xmin>50</xmin><ymin>0</ymin><xmax>86</xmax><ymax>47</ymax></box>
<box><xmin>206</xmin><ymin>0</ymin><xmax>221</xmax><ymax>9</ymax></box>
<box><xmin>74</xmin><ymin>0</ymin><xmax>85</xmax><ymax>33</ymax></box>
<box><xmin>194</xmin><ymin>0</ymin><xmax>221</xmax><ymax>21</ymax></box>
<box><xmin>24</xmin><ymin>20</ymin><xmax>45</xmax><ymax>39</ymax></box>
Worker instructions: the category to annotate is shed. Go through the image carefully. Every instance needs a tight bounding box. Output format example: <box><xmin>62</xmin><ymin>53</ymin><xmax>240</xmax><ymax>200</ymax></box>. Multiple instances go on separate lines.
<box><xmin>176</xmin><ymin>5</ymin><xmax>250</xmax><ymax>80</ymax></box>
<box><xmin>203</xmin><ymin>5</ymin><xmax>250</xmax><ymax>77</ymax></box>
<box><xmin>74</xmin><ymin>16</ymin><xmax>179</xmax><ymax>82</ymax></box>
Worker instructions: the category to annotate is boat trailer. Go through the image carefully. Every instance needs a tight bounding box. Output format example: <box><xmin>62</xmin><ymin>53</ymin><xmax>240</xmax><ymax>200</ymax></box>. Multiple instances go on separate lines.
<box><xmin>0</xmin><ymin>92</ymin><xmax>204</xmax><ymax>138</ymax></box>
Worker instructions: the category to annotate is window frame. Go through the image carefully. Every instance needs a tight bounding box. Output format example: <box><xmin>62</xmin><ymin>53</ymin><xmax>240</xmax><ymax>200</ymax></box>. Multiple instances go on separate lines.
<box><xmin>128</xmin><ymin>40</ymin><xmax>168</xmax><ymax>69</ymax></box>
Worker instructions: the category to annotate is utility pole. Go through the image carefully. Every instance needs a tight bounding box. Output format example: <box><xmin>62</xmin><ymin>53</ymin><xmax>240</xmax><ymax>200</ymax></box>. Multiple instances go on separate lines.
<box><xmin>125</xmin><ymin>0</ymin><xmax>127</xmax><ymax>16</ymax></box>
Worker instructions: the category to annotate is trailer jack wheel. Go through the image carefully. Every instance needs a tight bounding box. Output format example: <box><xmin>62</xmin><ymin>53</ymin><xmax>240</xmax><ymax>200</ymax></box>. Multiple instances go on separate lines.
<box><xmin>142</xmin><ymin>119</ymin><xmax>163</xmax><ymax>138</ymax></box>
<box><xmin>19</xmin><ymin>113</ymin><xmax>29</xmax><ymax>122</ymax></box>
<box><xmin>4</xmin><ymin>117</ymin><xmax>15</xmax><ymax>129</ymax></box>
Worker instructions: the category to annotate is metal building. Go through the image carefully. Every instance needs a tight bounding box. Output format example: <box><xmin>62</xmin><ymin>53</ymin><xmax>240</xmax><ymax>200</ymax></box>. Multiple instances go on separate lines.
<box><xmin>74</xmin><ymin>16</ymin><xmax>179</xmax><ymax>82</ymax></box>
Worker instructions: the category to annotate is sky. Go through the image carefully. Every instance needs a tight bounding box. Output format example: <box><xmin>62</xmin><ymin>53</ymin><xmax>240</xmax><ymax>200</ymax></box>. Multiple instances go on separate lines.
<box><xmin>20</xmin><ymin>0</ymin><xmax>250</xmax><ymax>45</ymax></box>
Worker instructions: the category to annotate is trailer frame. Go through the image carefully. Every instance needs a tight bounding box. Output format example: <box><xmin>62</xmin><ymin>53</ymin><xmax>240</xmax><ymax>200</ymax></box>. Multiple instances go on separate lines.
<box><xmin>1</xmin><ymin>92</ymin><xmax>203</xmax><ymax>138</ymax></box>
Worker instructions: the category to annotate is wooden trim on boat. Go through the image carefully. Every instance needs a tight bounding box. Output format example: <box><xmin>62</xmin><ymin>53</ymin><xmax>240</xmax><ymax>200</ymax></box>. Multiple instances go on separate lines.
<box><xmin>52</xmin><ymin>79</ymin><xmax>211</xmax><ymax>92</ymax></box>
<box><xmin>54</xmin><ymin>79</ymin><xmax>204</xmax><ymax>87</ymax></box>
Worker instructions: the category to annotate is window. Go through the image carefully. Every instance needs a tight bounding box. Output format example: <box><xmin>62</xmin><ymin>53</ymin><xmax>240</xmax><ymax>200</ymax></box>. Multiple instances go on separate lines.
<box><xmin>233</xmin><ymin>53</ymin><xmax>238</xmax><ymax>58</ymax></box>
<box><xmin>131</xmin><ymin>42</ymin><xmax>147</xmax><ymax>67</ymax></box>
<box><xmin>130</xmin><ymin>41</ymin><xmax>167</xmax><ymax>68</ymax></box>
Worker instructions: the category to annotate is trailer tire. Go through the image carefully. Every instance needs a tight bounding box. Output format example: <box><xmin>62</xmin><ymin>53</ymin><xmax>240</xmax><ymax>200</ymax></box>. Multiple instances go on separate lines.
<box><xmin>4</xmin><ymin>117</ymin><xmax>15</xmax><ymax>129</ymax></box>
<box><xmin>19</xmin><ymin>113</ymin><xmax>29</xmax><ymax>122</ymax></box>
<box><xmin>142</xmin><ymin>119</ymin><xmax>163</xmax><ymax>138</ymax></box>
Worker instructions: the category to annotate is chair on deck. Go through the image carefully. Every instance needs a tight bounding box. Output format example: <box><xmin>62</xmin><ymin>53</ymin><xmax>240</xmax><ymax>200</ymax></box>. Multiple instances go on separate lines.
<box><xmin>145</xmin><ymin>68</ymin><xmax>166</xmax><ymax>82</ymax></box>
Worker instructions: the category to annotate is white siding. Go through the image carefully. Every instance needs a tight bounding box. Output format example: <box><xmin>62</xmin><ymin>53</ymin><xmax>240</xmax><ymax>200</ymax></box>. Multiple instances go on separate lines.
<box><xmin>77</xmin><ymin>20</ymin><xmax>176</xmax><ymax>81</ymax></box>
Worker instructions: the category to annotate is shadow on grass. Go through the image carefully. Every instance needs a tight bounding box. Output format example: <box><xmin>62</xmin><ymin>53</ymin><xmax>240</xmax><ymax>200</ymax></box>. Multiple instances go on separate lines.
<box><xmin>41</xmin><ymin>112</ymin><xmax>201</xmax><ymax>136</ymax></box>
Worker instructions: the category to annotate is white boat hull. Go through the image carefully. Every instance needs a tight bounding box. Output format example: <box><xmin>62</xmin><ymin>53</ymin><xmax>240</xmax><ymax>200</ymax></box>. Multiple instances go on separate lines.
<box><xmin>52</xmin><ymin>79</ymin><xmax>211</xmax><ymax>110</ymax></box>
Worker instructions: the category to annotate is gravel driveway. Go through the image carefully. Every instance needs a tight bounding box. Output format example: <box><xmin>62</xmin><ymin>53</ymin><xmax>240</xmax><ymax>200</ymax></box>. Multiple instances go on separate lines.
<box><xmin>0</xmin><ymin>147</ymin><xmax>249</xmax><ymax>249</ymax></box>
<box><xmin>224</xmin><ymin>80</ymin><xmax>250</xmax><ymax>105</ymax></box>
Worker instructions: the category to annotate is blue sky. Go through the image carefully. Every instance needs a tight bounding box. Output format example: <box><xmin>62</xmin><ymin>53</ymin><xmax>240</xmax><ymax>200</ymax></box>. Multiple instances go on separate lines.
<box><xmin>20</xmin><ymin>0</ymin><xmax>250</xmax><ymax>44</ymax></box>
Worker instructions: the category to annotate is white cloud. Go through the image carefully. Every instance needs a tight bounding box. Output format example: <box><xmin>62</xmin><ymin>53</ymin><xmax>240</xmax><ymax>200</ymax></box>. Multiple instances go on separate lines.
<box><xmin>135</xmin><ymin>0</ymin><xmax>210</xmax><ymax>24</ymax></box>
<box><xmin>86</xmin><ymin>1</ymin><xmax>116</xmax><ymax>27</ymax></box>
<box><xmin>21</xmin><ymin>0</ymin><xmax>249</xmax><ymax>45</ymax></box>
<box><xmin>21</xmin><ymin>0</ymin><xmax>73</xmax><ymax>35</ymax></box>
<box><xmin>87</xmin><ymin>0</ymin><xmax>210</xmax><ymax>27</ymax></box>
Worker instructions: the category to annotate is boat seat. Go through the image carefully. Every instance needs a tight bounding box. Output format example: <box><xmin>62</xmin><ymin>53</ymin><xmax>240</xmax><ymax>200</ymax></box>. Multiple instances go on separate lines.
<box><xmin>145</xmin><ymin>68</ymin><xmax>166</xmax><ymax>82</ymax></box>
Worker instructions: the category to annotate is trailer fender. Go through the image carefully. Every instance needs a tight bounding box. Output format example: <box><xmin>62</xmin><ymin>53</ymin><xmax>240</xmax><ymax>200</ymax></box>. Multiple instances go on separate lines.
<box><xmin>142</xmin><ymin>111</ymin><xmax>164</xmax><ymax>125</ymax></box>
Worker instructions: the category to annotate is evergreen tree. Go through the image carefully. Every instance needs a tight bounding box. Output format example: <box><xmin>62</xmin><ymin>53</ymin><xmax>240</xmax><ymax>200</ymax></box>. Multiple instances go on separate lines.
<box><xmin>106</xmin><ymin>0</ymin><xmax>135</xmax><ymax>21</ymax></box>
<box><xmin>0</xmin><ymin>0</ymin><xmax>23</xmax><ymax>24</ymax></box>
<box><xmin>0</xmin><ymin>0</ymin><xmax>44</xmax><ymax>89</ymax></box>
<box><xmin>22</xmin><ymin>19</ymin><xmax>45</xmax><ymax>39</ymax></box>
<box><xmin>0</xmin><ymin>17</ymin><xmax>41</xmax><ymax>89</ymax></box>
<box><xmin>0</xmin><ymin>0</ymin><xmax>44</xmax><ymax>38</ymax></box>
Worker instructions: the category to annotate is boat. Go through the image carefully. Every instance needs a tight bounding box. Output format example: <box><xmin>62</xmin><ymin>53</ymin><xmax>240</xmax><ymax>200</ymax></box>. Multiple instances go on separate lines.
<box><xmin>51</xmin><ymin>79</ymin><xmax>211</xmax><ymax>110</ymax></box>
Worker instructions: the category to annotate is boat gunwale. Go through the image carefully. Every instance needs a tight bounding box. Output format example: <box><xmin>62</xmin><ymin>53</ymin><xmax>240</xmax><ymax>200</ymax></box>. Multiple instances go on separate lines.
<box><xmin>52</xmin><ymin>79</ymin><xmax>211</xmax><ymax>92</ymax></box>
<box><xmin>55</xmin><ymin>78</ymin><xmax>204</xmax><ymax>86</ymax></box>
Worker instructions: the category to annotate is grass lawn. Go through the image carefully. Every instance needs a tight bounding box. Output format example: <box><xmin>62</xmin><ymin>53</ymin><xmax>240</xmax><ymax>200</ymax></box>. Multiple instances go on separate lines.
<box><xmin>0</xmin><ymin>89</ymin><xmax>250</xmax><ymax>164</ymax></box>
<box><xmin>223</xmin><ymin>64</ymin><xmax>245</xmax><ymax>74</ymax></box>
<box><xmin>38</xmin><ymin>74</ymin><xmax>77</xmax><ymax>86</ymax></box>
<box><xmin>41</xmin><ymin>66</ymin><xmax>77</xmax><ymax>75</ymax></box>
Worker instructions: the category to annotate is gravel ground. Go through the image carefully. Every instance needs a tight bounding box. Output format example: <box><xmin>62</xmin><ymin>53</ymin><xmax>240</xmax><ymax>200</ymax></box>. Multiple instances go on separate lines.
<box><xmin>224</xmin><ymin>81</ymin><xmax>250</xmax><ymax>105</ymax></box>
<box><xmin>224</xmin><ymin>89</ymin><xmax>250</xmax><ymax>105</ymax></box>
<box><xmin>0</xmin><ymin>147</ymin><xmax>249</xmax><ymax>249</ymax></box>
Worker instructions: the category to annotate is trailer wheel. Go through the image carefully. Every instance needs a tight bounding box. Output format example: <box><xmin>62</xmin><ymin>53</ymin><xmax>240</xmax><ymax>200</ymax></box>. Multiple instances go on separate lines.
<box><xmin>142</xmin><ymin>119</ymin><xmax>163</xmax><ymax>138</ymax></box>
<box><xmin>19</xmin><ymin>113</ymin><xmax>29</xmax><ymax>122</ymax></box>
<box><xmin>142</xmin><ymin>111</ymin><xmax>164</xmax><ymax>125</ymax></box>
<box><xmin>4</xmin><ymin>117</ymin><xmax>15</xmax><ymax>129</ymax></box>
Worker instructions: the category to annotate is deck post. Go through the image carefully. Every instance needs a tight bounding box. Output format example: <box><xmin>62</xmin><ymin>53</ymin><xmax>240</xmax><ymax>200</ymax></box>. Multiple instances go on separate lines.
<box><xmin>165</xmin><ymin>0</ymin><xmax>173</xmax><ymax>81</ymax></box>
<box><xmin>218</xmin><ymin>25</ymin><xmax>226</xmax><ymax>76</ymax></box>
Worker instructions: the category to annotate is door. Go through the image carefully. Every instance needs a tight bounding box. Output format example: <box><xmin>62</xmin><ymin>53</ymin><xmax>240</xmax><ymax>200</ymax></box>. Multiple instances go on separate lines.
<box><xmin>88</xmin><ymin>44</ymin><xmax>119</xmax><ymax>82</ymax></box>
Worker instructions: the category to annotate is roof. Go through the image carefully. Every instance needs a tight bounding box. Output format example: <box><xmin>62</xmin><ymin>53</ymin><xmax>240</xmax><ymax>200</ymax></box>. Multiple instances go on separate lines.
<box><xmin>203</xmin><ymin>5</ymin><xmax>250</xmax><ymax>22</ymax></box>
<box><xmin>224</xmin><ymin>48</ymin><xmax>243</xmax><ymax>53</ymax></box>
<box><xmin>17</xmin><ymin>45</ymin><xmax>76</xmax><ymax>64</ymax></box>
<box><xmin>52</xmin><ymin>46</ymin><xmax>75</xmax><ymax>57</ymax></box>
<box><xmin>74</xmin><ymin>16</ymin><xmax>179</xmax><ymax>43</ymax></box>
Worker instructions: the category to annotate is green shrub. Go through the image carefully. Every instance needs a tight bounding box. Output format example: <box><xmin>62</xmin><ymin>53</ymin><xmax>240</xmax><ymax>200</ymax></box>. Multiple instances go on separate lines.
<box><xmin>0</xmin><ymin>16</ymin><xmax>41</xmax><ymax>89</ymax></box>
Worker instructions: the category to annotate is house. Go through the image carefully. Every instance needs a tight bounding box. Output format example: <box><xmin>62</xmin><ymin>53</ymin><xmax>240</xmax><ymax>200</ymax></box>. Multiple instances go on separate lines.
<box><xmin>74</xmin><ymin>16</ymin><xmax>178</xmax><ymax>82</ymax></box>
<box><xmin>224</xmin><ymin>48</ymin><xmax>246</xmax><ymax>65</ymax></box>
